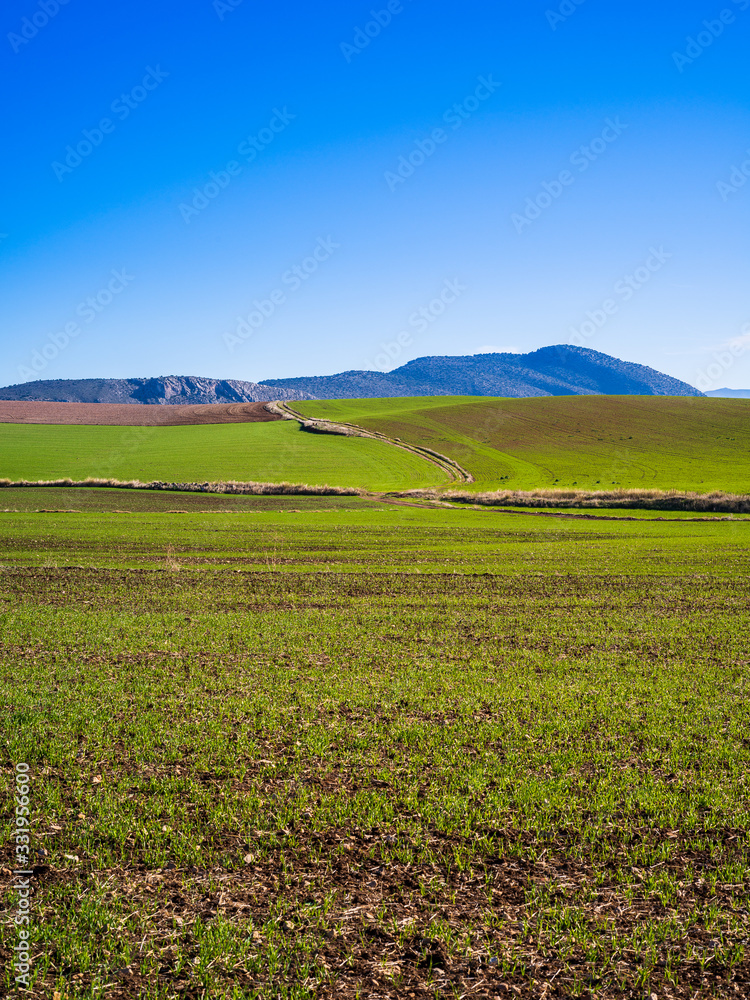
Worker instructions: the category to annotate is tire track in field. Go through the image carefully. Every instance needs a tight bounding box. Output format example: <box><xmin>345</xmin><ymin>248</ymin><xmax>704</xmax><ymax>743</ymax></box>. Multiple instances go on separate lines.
<box><xmin>270</xmin><ymin>402</ymin><xmax>473</xmax><ymax>484</ymax></box>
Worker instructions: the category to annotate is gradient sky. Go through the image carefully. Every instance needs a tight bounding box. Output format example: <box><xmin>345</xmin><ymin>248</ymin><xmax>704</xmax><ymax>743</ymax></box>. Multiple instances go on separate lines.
<box><xmin>1</xmin><ymin>0</ymin><xmax>748</xmax><ymax>390</ymax></box>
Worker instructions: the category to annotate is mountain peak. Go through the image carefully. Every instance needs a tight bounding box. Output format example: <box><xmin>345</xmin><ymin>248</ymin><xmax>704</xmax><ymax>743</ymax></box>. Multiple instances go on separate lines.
<box><xmin>261</xmin><ymin>346</ymin><xmax>703</xmax><ymax>399</ymax></box>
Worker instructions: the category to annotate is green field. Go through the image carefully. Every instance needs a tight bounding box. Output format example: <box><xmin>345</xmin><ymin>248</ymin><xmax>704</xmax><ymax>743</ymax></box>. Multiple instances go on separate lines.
<box><xmin>1</xmin><ymin>501</ymin><xmax>748</xmax><ymax>574</ymax></box>
<box><xmin>0</xmin><ymin>421</ymin><xmax>445</xmax><ymax>493</ymax></box>
<box><xmin>297</xmin><ymin>395</ymin><xmax>750</xmax><ymax>493</ymax></box>
<box><xmin>1</xmin><ymin>397</ymin><xmax>749</xmax><ymax>997</ymax></box>
<box><xmin>3</xmin><ymin>395</ymin><xmax>750</xmax><ymax>498</ymax></box>
<box><xmin>1</xmin><ymin>500</ymin><xmax>750</xmax><ymax>998</ymax></box>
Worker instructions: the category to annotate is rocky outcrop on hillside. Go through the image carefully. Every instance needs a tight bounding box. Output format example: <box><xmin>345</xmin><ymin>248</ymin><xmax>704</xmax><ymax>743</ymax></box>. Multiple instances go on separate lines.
<box><xmin>0</xmin><ymin>375</ymin><xmax>314</xmax><ymax>404</ymax></box>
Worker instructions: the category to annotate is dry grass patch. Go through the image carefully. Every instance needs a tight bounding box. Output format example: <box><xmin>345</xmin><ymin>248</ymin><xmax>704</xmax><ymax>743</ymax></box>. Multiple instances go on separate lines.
<box><xmin>397</xmin><ymin>487</ymin><xmax>750</xmax><ymax>514</ymax></box>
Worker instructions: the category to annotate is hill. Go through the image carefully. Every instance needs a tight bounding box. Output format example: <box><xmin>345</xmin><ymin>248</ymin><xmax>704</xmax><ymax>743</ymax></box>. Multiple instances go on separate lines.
<box><xmin>0</xmin><ymin>347</ymin><xmax>701</xmax><ymax>403</ymax></box>
<box><xmin>0</xmin><ymin>420</ymin><xmax>445</xmax><ymax>493</ymax></box>
<box><xmin>262</xmin><ymin>345</ymin><xmax>702</xmax><ymax>398</ymax></box>
<box><xmin>296</xmin><ymin>395</ymin><xmax>750</xmax><ymax>494</ymax></box>
<box><xmin>0</xmin><ymin>375</ymin><xmax>313</xmax><ymax>405</ymax></box>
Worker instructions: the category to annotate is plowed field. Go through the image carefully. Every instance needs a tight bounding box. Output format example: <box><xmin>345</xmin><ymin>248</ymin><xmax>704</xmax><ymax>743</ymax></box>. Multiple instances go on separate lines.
<box><xmin>0</xmin><ymin>401</ymin><xmax>280</xmax><ymax>426</ymax></box>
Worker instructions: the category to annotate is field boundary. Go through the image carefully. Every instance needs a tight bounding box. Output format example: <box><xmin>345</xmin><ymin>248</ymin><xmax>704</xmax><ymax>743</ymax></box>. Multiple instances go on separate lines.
<box><xmin>0</xmin><ymin>477</ymin><xmax>362</xmax><ymax>496</ymax></box>
<box><xmin>3</xmin><ymin>482</ymin><xmax>749</xmax><ymax>521</ymax></box>
<box><xmin>393</xmin><ymin>486</ymin><xmax>750</xmax><ymax>514</ymax></box>
<box><xmin>268</xmin><ymin>402</ymin><xmax>473</xmax><ymax>484</ymax></box>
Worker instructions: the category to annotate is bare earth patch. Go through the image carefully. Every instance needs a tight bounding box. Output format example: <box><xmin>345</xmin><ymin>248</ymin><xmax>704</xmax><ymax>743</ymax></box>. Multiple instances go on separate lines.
<box><xmin>0</xmin><ymin>401</ymin><xmax>281</xmax><ymax>426</ymax></box>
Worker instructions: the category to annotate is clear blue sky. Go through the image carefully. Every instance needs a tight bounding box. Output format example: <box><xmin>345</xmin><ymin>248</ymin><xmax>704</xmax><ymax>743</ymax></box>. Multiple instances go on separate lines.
<box><xmin>1</xmin><ymin>0</ymin><xmax>748</xmax><ymax>390</ymax></box>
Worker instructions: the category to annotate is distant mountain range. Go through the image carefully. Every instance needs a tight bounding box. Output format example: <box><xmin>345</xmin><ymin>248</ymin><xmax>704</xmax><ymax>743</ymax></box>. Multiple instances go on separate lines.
<box><xmin>704</xmin><ymin>387</ymin><xmax>750</xmax><ymax>398</ymax></box>
<box><xmin>0</xmin><ymin>347</ymin><xmax>703</xmax><ymax>404</ymax></box>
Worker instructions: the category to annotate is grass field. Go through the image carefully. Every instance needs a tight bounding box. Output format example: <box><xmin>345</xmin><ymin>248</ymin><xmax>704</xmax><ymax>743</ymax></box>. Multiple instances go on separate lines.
<box><xmin>1</xmin><ymin>499</ymin><xmax>750</xmax><ymax>998</ymax></box>
<box><xmin>296</xmin><ymin>396</ymin><xmax>750</xmax><ymax>493</ymax></box>
<box><xmin>3</xmin><ymin>396</ymin><xmax>750</xmax><ymax>499</ymax></box>
<box><xmin>0</xmin><ymin>421</ymin><xmax>446</xmax><ymax>493</ymax></box>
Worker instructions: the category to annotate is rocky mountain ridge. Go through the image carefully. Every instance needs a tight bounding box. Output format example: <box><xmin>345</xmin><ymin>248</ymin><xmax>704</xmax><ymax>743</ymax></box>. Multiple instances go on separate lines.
<box><xmin>0</xmin><ymin>375</ymin><xmax>313</xmax><ymax>404</ymax></box>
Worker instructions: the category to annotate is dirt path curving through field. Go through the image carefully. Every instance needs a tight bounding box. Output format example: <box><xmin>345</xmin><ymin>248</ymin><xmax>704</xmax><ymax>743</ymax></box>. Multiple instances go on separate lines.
<box><xmin>271</xmin><ymin>402</ymin><xmax>474</xmax><ymax>485</ymax></box>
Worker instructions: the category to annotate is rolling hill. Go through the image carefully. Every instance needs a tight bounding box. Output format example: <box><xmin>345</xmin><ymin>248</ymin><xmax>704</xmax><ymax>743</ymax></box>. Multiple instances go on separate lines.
<box><xmin>1</xmin><ymin>394</ymin><xmax>746</xmax><ymax>494</ymax></box>
<box><xmin>295</xmin><ymin>395</ymin><xmax>750</xmax><ymax>494</ymax></box>
<box><xmin>0</xmin><ymin>421</ymin><xmax>446</xmax><ymax>492</ymax></box>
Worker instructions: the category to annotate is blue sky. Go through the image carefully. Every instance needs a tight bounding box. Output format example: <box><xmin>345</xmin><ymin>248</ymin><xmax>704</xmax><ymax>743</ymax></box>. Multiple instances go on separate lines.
<box><xmin>1</xmin><ymin>0</ymin><xmax>748</xmax><ymax>390</ymax></box>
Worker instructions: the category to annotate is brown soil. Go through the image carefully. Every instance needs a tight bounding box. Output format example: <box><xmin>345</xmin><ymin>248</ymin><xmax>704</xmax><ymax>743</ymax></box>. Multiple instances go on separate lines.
<box><xmin>0</xmin><ymin>401</ymin><xmax>281</xmax><ymax>426</ymax></box>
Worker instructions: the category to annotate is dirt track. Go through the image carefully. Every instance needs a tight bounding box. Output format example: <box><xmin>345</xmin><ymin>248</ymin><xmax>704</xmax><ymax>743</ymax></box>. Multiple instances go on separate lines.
<box><xmin>0</xmin><ymin>401</ymin><xmax>281</xmax><ymax>426</ymax></box>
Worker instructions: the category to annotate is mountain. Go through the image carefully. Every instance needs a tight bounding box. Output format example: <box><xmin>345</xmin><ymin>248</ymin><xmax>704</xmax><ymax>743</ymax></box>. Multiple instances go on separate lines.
<box><xmin>0</xmin><ymin>347</ymin><xmax>703</xmax><ymax>404</ymax></box>
<box><xmin>0</xmin><ymin>375</ymin><xmax>314</xmax><ymax>405</ymax></box>
<box><xmin>704</xmin><ymin>388</ymin><xmax>750</xmax><ymax>398</ymax></box>
<box><xmin>261</xmin><ymin>346</ymin><xmax>703</xmax><ymax>399</ymax></box>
